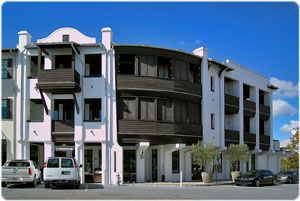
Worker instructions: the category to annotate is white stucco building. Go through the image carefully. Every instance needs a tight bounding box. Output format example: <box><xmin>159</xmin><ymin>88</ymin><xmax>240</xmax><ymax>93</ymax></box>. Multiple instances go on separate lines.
<box><xmin>1</xmin><ymin>27</ymin><xmax>281</xmax><ymax>184</ymax></box>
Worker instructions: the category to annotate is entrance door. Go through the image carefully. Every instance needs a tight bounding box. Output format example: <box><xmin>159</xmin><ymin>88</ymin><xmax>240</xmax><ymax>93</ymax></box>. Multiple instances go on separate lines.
<box><xmin>152</xmin><ymin>149</ymin><xmax>158</xmax><ymax>181</ymax></box>
<box><xmin>84</xmin><ymin>149</ymin><xmax>93</xmax><ymax>183</ymax></box>
<box><xmin>123</xmin><ymin>150</ymin><xmax>136</xmax><ymax>183</ymax></box>
<box><xmin>191</xmin><ymin>158</ymin><xmax>203</xmax><ymax>181</ymax></box>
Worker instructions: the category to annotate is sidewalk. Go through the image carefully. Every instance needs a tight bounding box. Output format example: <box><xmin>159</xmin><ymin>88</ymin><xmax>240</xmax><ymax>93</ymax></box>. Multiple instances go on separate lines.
<box><xmin>124</xmin><ymin>180</ymin><xmax>234</xmax><ymax>187</ymax></box>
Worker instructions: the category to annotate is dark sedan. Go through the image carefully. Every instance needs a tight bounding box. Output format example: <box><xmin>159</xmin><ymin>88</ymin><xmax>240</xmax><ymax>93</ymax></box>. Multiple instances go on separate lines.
<box><xmin>235</xmin><ymin>170</ymin><xmax>278</xmax><ymax>187</ymax></box>
<box><xmin>277</xmin><ymin>170</ymin><xmax>298</xmax><ymax>184</ymax></box>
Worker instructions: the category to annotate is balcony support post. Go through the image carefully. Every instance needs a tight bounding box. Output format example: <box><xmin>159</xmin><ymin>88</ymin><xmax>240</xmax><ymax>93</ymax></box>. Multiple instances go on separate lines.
<box><xmin>39</xmin><ymin>90</ymin><xmax>49</xmax><ymax>115</ymax></box>
<box><xmin>73</xmin><ymin>93</ymin><xmax>80</xmax><ymax>114</ymax></box>
<box><xmin>37</xmin><ymin>47</ymin><xmax>42</xmax><ymax>78</ymax></box>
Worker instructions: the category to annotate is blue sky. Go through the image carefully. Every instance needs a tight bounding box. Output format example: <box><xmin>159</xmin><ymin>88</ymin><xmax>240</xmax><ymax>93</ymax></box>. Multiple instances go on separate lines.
<box><xmin>2</xmin><ymin>2</ymin><xmax>299</xmax><ymax>143</ymax></box>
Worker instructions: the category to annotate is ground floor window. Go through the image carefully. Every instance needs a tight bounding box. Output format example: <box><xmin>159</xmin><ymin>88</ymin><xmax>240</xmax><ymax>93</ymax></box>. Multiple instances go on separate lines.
<box><xmin>123</xmin><ymin>150</ymin><xmax>136</xmax><ymax>183</ymax></box>
<box><xmin>2</xmin><ymin>139</ymin><xmax>7</xmax><ymax>165</ymax></box>
<box><xmin>213</xmin><ymin>153</ymin><xmax>222</xmax><ymax>173</ymax></box>
<box><xmin>172</xmin><ymin>150</ymin><xmax>180</xmax><ymax>173</ymax></box>
<box><xmin>251</xmin><ymin>154</ymin><xmax>256</xmax><ymax>170</ymax></box>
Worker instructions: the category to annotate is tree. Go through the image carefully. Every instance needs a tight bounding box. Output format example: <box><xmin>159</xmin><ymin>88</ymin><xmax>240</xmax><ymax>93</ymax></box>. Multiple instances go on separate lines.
<box><xmin>192</xmin><ymin>141</ymin><xmax>219</xmax><ymax>172</ymax></box>
<box><xmin>226</xmin><ymin>144</ymin><xmax>251</xmax><ymax>171</ymax></box>
<box><xmin>281</xmin><ymin>128</ymin><xmax>299</xmax><ymax>170</ymax></box>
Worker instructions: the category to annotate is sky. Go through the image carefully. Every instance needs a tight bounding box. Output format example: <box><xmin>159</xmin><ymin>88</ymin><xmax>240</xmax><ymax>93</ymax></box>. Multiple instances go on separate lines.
<box><xmin>2</xmin><ymin>2</ymin><xmax>299</xmax><ymax>144</ymax></box>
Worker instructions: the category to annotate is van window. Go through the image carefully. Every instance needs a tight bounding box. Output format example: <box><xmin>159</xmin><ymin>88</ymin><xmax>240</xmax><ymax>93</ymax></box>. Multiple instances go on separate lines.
<box><xmin>61</xmin><ymin>158</ymin><xmax>74</xmax><ymax>168</ymax></box>
<box><xmin>47</xmin><ymin>158</ymin><xmax>59</xmax><ymax>168</ymax></box>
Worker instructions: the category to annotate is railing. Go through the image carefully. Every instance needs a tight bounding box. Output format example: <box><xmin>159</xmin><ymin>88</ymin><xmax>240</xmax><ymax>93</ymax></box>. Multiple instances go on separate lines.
<box><xmin>225</xmin><ymin>129</ymin><xmax>239</xmax><ymax>142</ymax></box>
<box><xmin>38</xmin><ymin>69</ymin><xmax>80</xmax><ymax>85</ymax></box>
<box><xmin>244</xmin><ymin>132</ymin><xmax>256</xmax><ymax>144</ymax></box>
<box><xmin>225</xmin><ymin>94</ymin><xmax>239</xmax><ymax>114</ymax></box>
<box><xmin>244</xmin><ymin>99</ymin><xmax>256</xmax><ymax>117</ymax></box>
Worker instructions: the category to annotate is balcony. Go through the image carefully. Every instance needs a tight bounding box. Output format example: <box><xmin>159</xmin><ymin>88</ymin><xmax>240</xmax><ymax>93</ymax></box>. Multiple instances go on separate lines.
<box><xmin>244</xmin><ymin>99</ymin><xmax>256</xmax><ymax>117</ymax></box>
<box><xmin>259</xmin><ymin>104</ymin><xmax>270</xmax><ymax>120</ymax></box>
<box><xmin>225</xmin><ymin>94</ymin><xmax>239</xmax><ymax>114</ymax></box>
<box><xmin>51</xmin><ymin>120</ymin><xmax>74</xmax><ymax>142</ymax></box>
<box><xmin>260</xmin><ymin>135</ymin><xmax>270</xmax><ymax>150</ymax></box>
<box><xmin>225</xmin><ymin>129</ymin><xmax>239</xmax><ymax>145</ymax></box>
<box><xmin>37</xmin><ymin>69</ymin><xmax>81</xmax><ymax>94</ymax></box>
<box><xmin>244</xmin><ymin>132</ymin><xmax>256</xmax><ymax>150</ymax></box>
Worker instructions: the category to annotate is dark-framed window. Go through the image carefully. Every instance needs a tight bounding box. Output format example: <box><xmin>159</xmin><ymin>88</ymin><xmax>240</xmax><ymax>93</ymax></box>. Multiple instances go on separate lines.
<box><xmin>213</xmin><ymin>153</ymin><xmax>222</xmax><ymax>173</ymax></box>
<box><xmin>139</xmin><ymin>98</ymin><xmax>155</xmax><ymax>120</ymax></box>
<box><xmin>157</xmin><ymin>99</ymin><xmax>173</xmax><ymax>122</ymax></box>
<box><xmin>189</xmin><ymin>63</ymin><xmax>200</xmax><ymax>83</ymax></box>
<box><xmin>2</xmin><ymin>58</ymin><xmax>13</xmax><ymax>79</ymax></box>
<box><xmin>2</xmin><ymin>99</ymin><xmax>12</xmax><ymax>120</ymax></box>
<box><xmin>55</xmin><ymin>55</ymin><xmax>72</xmax><ymax>69</ymax></box>
<box><xmin>118</xmin><ymin>54</ymin><xmax>135</xmax><ymax>75</ymax></box>
<box><xmin>172</xmin><ymin>150</ymin><xmax>180</xmax><ymax>173</ymax></box>
<box><xmin>174</xmin><ymin>59</ymin><xmax>188</xmax><ymax>81</ymax></box>
<box><xmin>84</xmin><ymin>99</ymin><xmax>101</xmax><ymax>121</ymax></box>
<box><xmin>29</xmin><ymin>99</ymin><xmax>44</xmax><ymax>122</ymax></box>
<box><xmin>211</xmin><ymin>113</ymin><xmax>215</xmax><ymax>129</ymax></box>
<box><xmin>210</xmin><ymin>76</ymin><xmax>215</xmax><ymax>92</ymax></box>
<box><xmin>118</xmin><ymin>97</ymin><xmax>137</xmax><ymax>119</ymax></box>
<box><xmin>62</xmin><ymin>35</ymin><xmax>70</xmax><ymax>42</ymax></box>
<box><xmin>189</xmin><ymin>102</ymin><xmax>200</xmax><ymax>124</ymax></box>
<box><xmin>158</xmin><ymin>56</ymin><xmax>173</xmax><ymax>79</ymax></box>
<box><xmin>85</xmin><ymin>54</ymin><xmax>102</xmax><ymax>77</ymax></box>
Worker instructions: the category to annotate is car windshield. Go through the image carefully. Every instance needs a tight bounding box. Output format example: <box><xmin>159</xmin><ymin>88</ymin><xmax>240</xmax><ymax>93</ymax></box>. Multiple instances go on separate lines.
<box><xmin>243</xmin><ymin>170</ymin><xmax>257</xmax><ymax>176</ymax></box>
<box><xmin>6</xmin><ymin>161</ymin><xmax>30</xmax><ymax>167</ymax></box>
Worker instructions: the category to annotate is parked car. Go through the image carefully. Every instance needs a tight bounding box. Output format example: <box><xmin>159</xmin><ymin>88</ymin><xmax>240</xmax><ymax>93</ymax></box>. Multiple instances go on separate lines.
<box><xmin>235</xmin><ymin>169</ymin><xmax>278</xmax><ymax>187</ymax></box>
<box><xmin>277</xmin><ymin>170</ymin><xmax>298</xmax><ymax>184</ymax></box>
<box><xmin>2</xmin><ymin>160</ymin><xmax>41</xmax><ymax>187</ymax></box>
<box><xmin>43</xmin><ymin>157</ymin><xmax>82</xmax><ymax>188</ymax></box>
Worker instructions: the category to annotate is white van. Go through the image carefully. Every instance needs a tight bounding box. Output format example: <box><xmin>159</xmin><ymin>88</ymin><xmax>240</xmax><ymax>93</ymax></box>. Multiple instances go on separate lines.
<box><xmin>43</xmin><ymin>157</ymin><xmax>82</xmax><ymax>188</ymax></box>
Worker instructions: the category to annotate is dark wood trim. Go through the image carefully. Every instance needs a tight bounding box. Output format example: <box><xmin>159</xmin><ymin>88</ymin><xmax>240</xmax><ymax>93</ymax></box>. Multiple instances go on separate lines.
<box><xmin>225</xmin><ymin>129</ymin><xmax>239</xmax><ymax>142</ymax></box>
<box><xmin>39</xmin><ymin>90</ymin><xmax>48</xmax><ymax>115</ymax></box>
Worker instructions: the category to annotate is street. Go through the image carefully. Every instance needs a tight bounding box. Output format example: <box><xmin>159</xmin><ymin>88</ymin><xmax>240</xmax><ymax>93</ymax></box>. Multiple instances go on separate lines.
<box><xmin>1</xmin><ymin>183</ymin><xmax>299</xmax><ymax>200</ymax></box>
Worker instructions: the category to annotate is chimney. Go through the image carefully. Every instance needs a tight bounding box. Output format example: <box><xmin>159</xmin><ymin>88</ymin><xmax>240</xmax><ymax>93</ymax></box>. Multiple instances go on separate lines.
<box><xmin>101</xmin><ymin>27</ymin><xmax>112</xmax><ymax>50</ymax></box>
<box><xmin>17</xmin><ymin>31</ymin><xmax>31</xmax><ymax>49</ymax></box>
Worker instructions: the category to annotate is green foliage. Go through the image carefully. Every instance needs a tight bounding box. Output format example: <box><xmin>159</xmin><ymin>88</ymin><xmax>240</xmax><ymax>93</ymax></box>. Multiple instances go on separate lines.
<box><xmin>226</xmin><ymin>144</ymin><xmax>251</xmax><ymax>171</ymax></box>
<box><xmin>192</xmin><ymin>141</ymin><xmax>219</xmax><ymax>172</ymax></box>
<box><xmin>281</xmin><ymin>128</ymin><xmax>299</xmax><ymax>171</ymax></box>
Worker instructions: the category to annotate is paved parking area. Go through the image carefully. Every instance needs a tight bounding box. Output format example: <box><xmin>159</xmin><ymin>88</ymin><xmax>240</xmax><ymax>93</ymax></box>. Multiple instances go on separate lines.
<box><xmin>1</xmin><ymin>183</ymin><xmax>299</xmax><ymax>199</ymax></box>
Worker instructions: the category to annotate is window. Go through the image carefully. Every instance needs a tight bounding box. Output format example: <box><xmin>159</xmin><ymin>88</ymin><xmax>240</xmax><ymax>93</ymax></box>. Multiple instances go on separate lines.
<box><xmin>53</xmin><ymin>99</ymin><xmax>74</xmax><ymax>121</ymax></box>
<box><xmin>118</xmin><ymin>54</ymin><xmax>135</xmax><ymax>75</ymax></box>
<box><xmin>158</xmin><ymin>57</ymin><xmax>173</xmax><ymax>79</ymax></box>
<box><xmin>210</xmin><ymin>76</ymin><xmax>215</xmax><ymax>92</ymax></box>
<box><xmin>213</xmin><ymin>153</ymin><xmax>222</xmax><ymax>173</ymax></box>
<box><xmin>29</xmin><ymin>99</ymin><xmax>44</xmax><ymax>122</ymax></box>
<box><xmin>47</xmin><ymin>158</ymin><xmax>59</xmax><ymax>168</ymax></box>
<box><xmin>211</xmin><ymin>113</ymin><xmax>215</xmax><ymax>129</ymax></box>
<box><xmin>61</xmin><ymin>158</ymin><xmax>74</xmax><ymax>168</ymax></box>
<box><xmin>29</xmin><ymin>56</ymin><xmax>44</xmax><ymax>79</ymax></box>
<box><xmin>118</xmin><ymin>97</ymin><xmax>136</xmax><ymax>119</ymax></box>
<box><xmin>2</xmin><ymin>99</ymin><xmax>12</xmax><ymax>120</ymax></box>
<box><xmin>175</xmin><ymin>101</ymin><xmax>188</xmax><ymax>123</ymax></box>
<box><xmin>62</xmin><ymin>34</ymin><xmax>70</xmax><ymax>42</ymax></box>
<box><xmin>189</xmin><ymin>102</ymin><xmax>200</xmax><ymax>124</ymax></box>
<box><xmin>2</xmin><ymin>139</ymin><xmax>7</xmax><ymax>165</ymax></box>
<box><xmin>243</xmin><ymin>84</ymin><xmax>250</xmax><ymax>100</ymax></box>
<box><xmin>244</xmin><ymin>116</ymin><xmax>250</xmax><ymax>133</ymax></box>
<box><xmin>114</xmin><ymin>151</ymin><xmax>116</xmax><ymax>172</ymax></box>
<box><xmin>259</xmin><ymin>90</ymin><xmax>265</xmax><ymax>105</ymax></box>
<box><xmin>157</xmin><ymin>99</ymin><xmax>173</xmax><ymax>122</ymax></box>
<box><xmin>259</xmin><ymin>119</ymin><xmax>265</xmax><ymax>135</ymax></box>
<box><xmin>2</xmin><ymin>59</ymin><xmax>13</xmax><ymax>79</ymax></box>
<box><xmin>84</xmin><ymin>99</ymin><xmax>101</xmax><ymax>121</ymax></box>
<box><xmin>189</xmin><ymin>63</ymin><xmax>200</xmax><ymax>83</ymax></box>
<box><xmin>85</xmin><ymin>54</ymin><xmax>102</xmax><ymax>77</ymax></box>
<box><xmin>139</xmin><ymin>55</ymin><xmax>156</xmax><ymax>77</ymax></box>
<box><xmin>172</xmin><ymin>150</ymin><xmax>180</xmax><ymax>173</ymax></box>
<box><xmin>55</xmin><ymin>55</ymin><xmax>72</xmax><ymax>69</ymax></box>
<box><xmin>139</xmin><ymin>98</ymin><xmax>155</xmax><ymax>120</ymax></box>
<box><xmin>174</xmin><ymin>60</ymin><xmax>188</xmax><ymax>80</ymax></box>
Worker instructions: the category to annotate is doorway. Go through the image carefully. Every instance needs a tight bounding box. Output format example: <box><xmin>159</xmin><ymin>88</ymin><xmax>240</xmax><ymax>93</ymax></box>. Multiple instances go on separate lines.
<box><xmin>151</xmin><ymin>149</ymin><xmax>158</xmax><ymax>181</ymax></box>
<box><xmin>123</xmin><ymin>150</ymin><xmax>136</xmax><ymax>183</ymax></box>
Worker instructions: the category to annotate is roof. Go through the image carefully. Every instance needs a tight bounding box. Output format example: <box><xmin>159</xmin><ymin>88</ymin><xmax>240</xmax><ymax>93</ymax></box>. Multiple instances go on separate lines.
<box><xmin>267</xmin><ymin>84</ymin><xmax>279</xmax><ymax>91</ymax></box>
<box><xmin>25</xmin><ymin>42</ymin><xmax>103</xmax><ymax>49</ymax></box>
<box><xmin>114</xmin><ymin>43</ymin><xmax>203</xmax><ymax>60</ymax></box>
<box><xmin>208</xmin><ymin>58</ymin><xmax>234</xmax><ymax>71</ymax></box>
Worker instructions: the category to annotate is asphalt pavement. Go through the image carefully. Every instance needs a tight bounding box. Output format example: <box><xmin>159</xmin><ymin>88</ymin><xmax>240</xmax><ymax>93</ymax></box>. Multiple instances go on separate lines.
<box><xmin>1</xmin><ymin>182</ymin><xmax>299</xmax><ymax>200</ymax></box>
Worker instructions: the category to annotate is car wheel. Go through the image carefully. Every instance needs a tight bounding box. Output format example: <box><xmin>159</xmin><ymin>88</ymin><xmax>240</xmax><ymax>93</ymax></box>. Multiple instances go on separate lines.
<box><xmin>255</xmin><ymin>180</ymin><xmax>260</xmax><ymax>187</ymax></box>
<box><xmin>31</xmin><ymin>176</ymin><xmax>37</xmax><ymax>187</ymax></box>
<box><xmin>45</xmin><ymin>183</ymin><xmax>50</xmax><ymax>188</ymax></box>
<box><xmin>288</xmin><ymin>178</ymin><xmax>293</xmax><ymax>184</ymax></box>
<box><xmin>272</xmin><ymin>179</ymin><xmax>277</xmax><ymax>186</ymax></box>
<box><xmin>75</xmin><ymin>181</ymin><xmax>80</xmax><ymax>189</ymax></box>
<box><xmin>2</xmin><ymin>182</ymin><xmax>7</xmax><ymax>187</ymax></box>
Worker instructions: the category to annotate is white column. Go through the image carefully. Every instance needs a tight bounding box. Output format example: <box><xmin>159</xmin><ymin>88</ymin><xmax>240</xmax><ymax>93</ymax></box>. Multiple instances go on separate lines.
<box><xmin>220</xmin><ymin>74</ymin><xmax>225</xmax><ymax>148</ymax></box>
<box><xmin>75</xmin><ymin>141</ymin><xmax>84</xmax><ymax>184</ymax></box>
<box><xmin>136</xmin><ymin>142</ymin><xmax>149</xmax><ymax>183</ymax></box>
<box><xmin>255</xmin><ymin>87</ymin><xmax>260</xmax><ymax>151</ymax></box>
<box><xmin>239</xmin><ymin>81</ymin><xmax>244</xmax><ymax>144</ymax></box>
<box><xmin>157</xmin><ymin>145</ymin><xmax>165</xmax><ymax>182</ymax></box>
<box><xmin>44</xmin><ymin>141</ymin><xmax>54</xmax><ymax>160</ymax></box>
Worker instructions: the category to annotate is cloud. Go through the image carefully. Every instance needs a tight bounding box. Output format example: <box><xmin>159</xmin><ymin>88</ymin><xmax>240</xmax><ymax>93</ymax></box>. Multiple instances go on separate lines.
<box><xmin>273</xmin><ymin>99</ymin><xmax>297</xmax><ymax>117</ymax></box>
<box><xmin>280</xmin><ymin>139</ymin><xmax>290</xmax><ymax>148</ymax></box>
<box><xmin>280</xmin><ymin>120</ymin><xmax>299</xmax><ymax>133</ymax></box>
<box><xmin>270</xmin><ymin>77</ymin><xmax>299</xmax><ymax>99</ymax></box>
